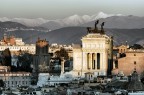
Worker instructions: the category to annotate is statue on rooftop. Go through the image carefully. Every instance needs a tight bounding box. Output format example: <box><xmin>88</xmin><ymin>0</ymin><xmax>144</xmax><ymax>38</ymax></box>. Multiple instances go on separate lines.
<box><xmin>86</xmin><ymin>20</ymin><xmax>105</xmax><ymax>34</ymax></box>
<box><xmin>101</xmin><ymin>22</ymin><xmax>105</xmax><ymax>29</ymax></box>
<box><xmin>95</xmin><ymin>20</ymin><xmax>99</xmax><ymax>29</ymax></box>
<box><xmin>101</xmin><ymin>22</ymin><xmax>105</xmax><ymax>34</ymax></box>
<box><xmin>87</xmin><ymin>27</ymin><xmax>92</xmax><ymax>33</ymax></box>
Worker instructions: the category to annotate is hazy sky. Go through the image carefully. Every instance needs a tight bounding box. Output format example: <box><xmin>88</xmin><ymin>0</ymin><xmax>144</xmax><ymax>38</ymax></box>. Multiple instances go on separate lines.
<box><xmin>0</xmin><ymin>0</ymin><xmax>144</xmax><ymax>19</ymax></box>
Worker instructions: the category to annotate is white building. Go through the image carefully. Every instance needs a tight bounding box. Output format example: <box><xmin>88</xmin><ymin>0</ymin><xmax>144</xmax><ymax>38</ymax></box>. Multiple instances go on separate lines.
<box><xmin>0</xmin><ymin>44</ymin><xmax>35</xmax><ymax>54</ymax></box>
<box><xmin>15</xmin><ymin>38</ymin><xmax>25</xmax><ymax>45</ymax></box>
<box><xmin>72</xmin><ymin>23</ymin><xmax>113</xmax><ymax>78</ymax></box>
<box><xmin>0</xmin><ymin>71</ymin><xmax>31</xmax><ymax>88</ymax></box>
<box><xmin>0</xmin><ymin>35</ymin><xmax>35</xmax><ymax>54</ymax></box>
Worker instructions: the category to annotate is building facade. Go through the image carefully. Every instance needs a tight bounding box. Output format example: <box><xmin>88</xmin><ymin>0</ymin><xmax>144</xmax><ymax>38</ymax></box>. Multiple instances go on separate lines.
<box><xmin>0</xmin><ymin>45</ymin><xmax>35</xmax><ymax>54</ymax></box>
<box><xmin>33</xmin><ymin>38</ymin><xmax>51</xmax><ymax>73</ymax></box>
<box><xmin>0</xmin><ymin>66</ymin><xmax>31</xmax><ymax>87</ymax></box>
<box><xmin>0</xmin><ymin>34</ymin><xmax>35</xmax><ymax>54</ymax></box>
<box><xmin>112</xmin><ymin>49</ymin><xmax>144</xmax><ymax>76</ymax></box>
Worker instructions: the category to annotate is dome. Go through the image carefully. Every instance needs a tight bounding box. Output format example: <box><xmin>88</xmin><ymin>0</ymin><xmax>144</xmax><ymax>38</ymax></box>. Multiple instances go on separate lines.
<box><xmin>128</xmin><ymin>70</ymin><xmax>144</xmax><ymax>91</ymax></box>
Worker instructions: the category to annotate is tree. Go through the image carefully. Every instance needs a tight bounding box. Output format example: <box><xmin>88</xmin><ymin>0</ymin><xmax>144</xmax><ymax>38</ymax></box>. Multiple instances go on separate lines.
<box><xmin>11</xmin><ymin>53</ymin><xmax>33</xmax><ymax>72</ymax></box>
<box><xmin>55</xmin><ymin>48</ymin><xmax>69</xmax><ymax>60</ymax></box>
<box><xmin>130</xmin><ymin>44</ymin><xmax>143</xmax><ymax>49</ymax></box>
<box><xmin>0</xmin><ymin>79</ymin><xmax>4</xmax><ymax>87</ymax></box>
<box><xmin>1</xmin><ymin>48</ymin><xmax>11</xmax><ymax>66</ymax></box>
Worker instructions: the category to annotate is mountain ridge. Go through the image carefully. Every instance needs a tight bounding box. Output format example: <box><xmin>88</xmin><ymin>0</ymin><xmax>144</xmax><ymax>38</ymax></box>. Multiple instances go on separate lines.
<box><xmin>81</xmin><ymin>15</ymin><xmax>144</xmax><ymax>29</ymax></box>
<box><xmin>1</xmin><ymin>12</ymin><xmax>144</xmax><ymax>30</ymax></box>
<box><xmin>0</xmin><ymin>12</ymin><xmax>123</xmax><ymax>28</ymax></box>
<box><xmin>1</xmin><ymin>26</ymin><xmax>144</xmax><ymax>46</ymax></box>
<box><xmin>0</xmin><ymin>21</ymin><xmax>49</xmax><ymax>31</ymax></box>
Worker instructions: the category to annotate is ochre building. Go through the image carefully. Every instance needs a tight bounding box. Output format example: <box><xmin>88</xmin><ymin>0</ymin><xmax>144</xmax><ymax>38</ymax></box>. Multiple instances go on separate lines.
<box><xmin>113</xmin><ymin>49</ymin><xmax>144</xmax><ymax>76</ymax></box>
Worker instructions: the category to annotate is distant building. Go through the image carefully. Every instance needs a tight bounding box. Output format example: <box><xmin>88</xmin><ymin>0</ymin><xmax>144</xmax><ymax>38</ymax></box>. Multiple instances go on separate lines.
<box><xmin>0</xmin><ymin>34</ymin><xmax>35</xmax><ymax>54</ymax></box>
<box><xmin>72</xmin><ymin>21</ymin><xmax>113</xmax><ymax>78</ymax></box>
<box><xmin>33</xmin><ymin>38</ymin><xmax>50</xmax><ymax>73</ymax></box>
<box><xmin>0</xmin><ymin>66</ymin><xmax>11</xmax><ymax>72</ymax></box>
<box><xmin>113</xmin><ymin>49</ymin><xmax>144</xmax><ymax>76</ymax></box>
<box><xmin>128</xmin><ymin>69</ymin><xmax>144</xmax><ymax>91</ymax></box>
<box><xmin>0</xmin><ymin>34</ymin><xmax>16</xmax><ymax>46</ymax></box>
<box><xmin>105</xmin><ymin>69</ymin><xmax>144</xmax><ymax>94</ymax></box>
<box><xmin>0</xmin><ymin>33</ymin><xmax>25</xmax><ymax>46</ymax></box>
<box><xmin>0</xmin><ymin>66</ymin><xmax>31</xmax><ymax>87</ymax></box>
<box><xmin>117</xmin><ymin>44</ymin><xmax>128</xmax><ymax>54</ymax></box>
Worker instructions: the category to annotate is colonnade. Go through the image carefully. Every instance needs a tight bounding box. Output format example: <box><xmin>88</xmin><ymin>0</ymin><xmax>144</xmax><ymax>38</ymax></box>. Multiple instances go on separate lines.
<box><xmin>87</xmin><ymin>53</ymin><xmax>100</xmax><ymax>70</ymax></box>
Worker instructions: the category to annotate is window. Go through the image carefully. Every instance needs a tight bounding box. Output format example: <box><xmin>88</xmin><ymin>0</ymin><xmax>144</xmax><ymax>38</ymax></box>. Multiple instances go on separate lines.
<box><xmin>115</xmin><ymin>60</ymin><xmax>118</xmax><ymax>68</ymax></box>
<box><xmin>93</xmin><ymin>60</ymin><xmax>96</xmax><ymax>69</ymax></box>
<box><xmin>87</xmin><ymin>53</ymin><xmax>90</xmax><ymax>69</ymax></box>
<box><xmin>134</xmin><ymin>61</ymin><xmax>136</xmax><ymax>65</ymax></box>
<box><xmin>78</xmin><ymin>72</ymin><xmax>80</xmax><ymax>76</ymax></box>
<box><xmin>121</xmin><ymin>49</ymin><xmax>122</xmax><ymax>53</ymax></box>
<box><xmin>92</xmin><ymin>53</ymin><xmax>96</xmax><ymax>69</ymax></box>
<box><xmin>97</xmin><ymin>53</ymin><xmax>100</xmax><ymax>69</ymax></box>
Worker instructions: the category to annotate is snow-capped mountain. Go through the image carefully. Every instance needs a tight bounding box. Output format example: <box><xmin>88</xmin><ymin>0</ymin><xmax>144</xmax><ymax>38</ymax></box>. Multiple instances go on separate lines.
<box><xmin>0</xmin><ymin>17</ymin><xmax>10</xmax><ymax>22</ymax></box>
<box><xmin>0</xmin><ymin>17</ymin><xmax>48</xmax><ymax>27</ymax></box>
<box><xmin>0</xmin><ymin>12</ymin><xmax>122</xmax><ymax>29</ymax></box>
<box><xmin>82</xmin><ymin>15</ymin><xmax>144</xmax><ymax>29</ymax></box>
<box><xmin>40</xmin><ymin>12</ymin><xmax>123</xmax><ymax>30</ymax></box>
<box><xmin>91</xmin><ymin>12</ymin><xmax>123</xmax><ymax>20</ymax></box>
<box><xmin>56</xmin><ymin>12</ymin><xmax>123</xmax><ymax>25</ymax></box>
<box><xmin>1</xmin><ymin>12</ymin><xmax>144</xmax><ymax>30</ymax></box>
<box><xmin>12</xmin><ymin>18</ymin><xmax>48</xmax><ymax>27</ymax></box>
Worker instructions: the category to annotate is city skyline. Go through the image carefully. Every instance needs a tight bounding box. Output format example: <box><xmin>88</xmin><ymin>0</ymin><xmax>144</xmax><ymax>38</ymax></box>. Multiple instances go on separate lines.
<box><xmin>0</xmin><ymin>0</ymin><xmax>144</xmax><ymax>19</ymax></box>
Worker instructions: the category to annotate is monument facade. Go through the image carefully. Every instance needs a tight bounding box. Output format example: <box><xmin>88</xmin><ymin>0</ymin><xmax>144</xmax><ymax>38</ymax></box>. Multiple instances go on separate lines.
<box><xmin>72</xmin><ymin>21</ymin><xmax>113</xmax><ymax>78</ymax></box>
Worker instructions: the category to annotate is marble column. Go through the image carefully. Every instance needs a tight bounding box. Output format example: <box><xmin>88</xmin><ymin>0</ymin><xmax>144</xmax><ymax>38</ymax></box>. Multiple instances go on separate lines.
<box><xmin>61</xmin><ymin>57</ymin><xmax>65</xmax><ymax>75</ymax></box>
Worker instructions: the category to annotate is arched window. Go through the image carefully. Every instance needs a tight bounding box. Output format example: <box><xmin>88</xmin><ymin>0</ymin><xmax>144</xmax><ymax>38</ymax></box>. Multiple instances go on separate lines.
<box><xmin>121</xmin><ymin>49</ymin><xmax>123</xmax><ymax>53</ymax></box>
